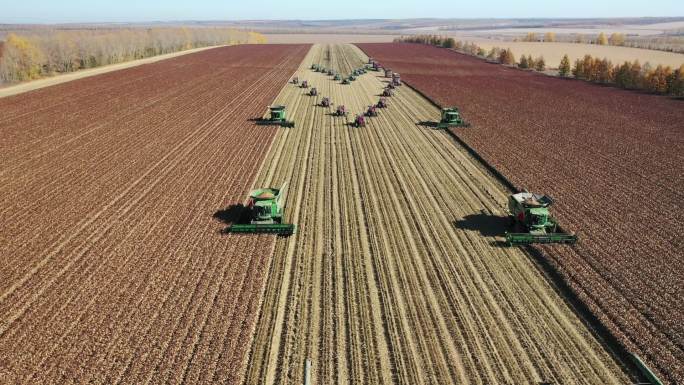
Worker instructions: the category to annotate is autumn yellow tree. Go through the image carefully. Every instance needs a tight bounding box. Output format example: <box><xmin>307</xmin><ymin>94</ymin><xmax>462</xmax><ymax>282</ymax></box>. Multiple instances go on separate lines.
<box><xmin>609</xmin><ymin>33</ymin><xmax>625</xmax><ymax>46</ymax></box>
<box><xmin>597</xmin><ymin>32</ymin><xmax>608</xmax><ymax>45</ymax></box>
<box><xmin>544</xmin><ymin>32</ymin><xmax>556</xmax><ymax>42</ymax></box>
<box><xmin>524</xmin><ymin>32</ymin><xmax>537</xmax><ymax>42</ymax></box>
<box><xmin>534</xmin><ymin>56</ymin><xmax>546</xmax><ymax>71</ymax></box>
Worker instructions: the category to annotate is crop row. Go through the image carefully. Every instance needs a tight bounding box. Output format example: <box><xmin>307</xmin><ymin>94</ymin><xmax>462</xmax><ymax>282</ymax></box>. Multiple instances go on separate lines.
<box><xmin>358</xmin><ymin>42</ymin><xmax>684</xmax><ymax>384</ymax></box>
<box><xmin>0</xmin><ymin>44</ymin><xmax>309</xmax><ymax>383</ymax></box>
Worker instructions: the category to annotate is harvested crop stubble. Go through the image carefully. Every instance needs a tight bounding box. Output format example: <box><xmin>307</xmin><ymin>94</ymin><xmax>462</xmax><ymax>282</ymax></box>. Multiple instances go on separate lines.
<box><xmin>243</xmin><ymin>43</ymin><xmax>630</xmax><ymax>385</ymax></box>
<box><xmin>0</xmin><ymin>44</ymin><xmax>309</xmax><ymax>383</ymax></box>
<box><xmin>358</xmin><ymin>42</ymin><xmax>684</xmax><ymax>384</ymax></box>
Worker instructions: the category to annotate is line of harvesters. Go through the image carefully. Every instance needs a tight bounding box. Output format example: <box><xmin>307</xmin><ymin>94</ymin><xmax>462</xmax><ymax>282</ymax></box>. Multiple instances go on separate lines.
<box><xmin>226</xmin><ymin>57</ymin><xmax>577</xmax><ymax>246</ymax></box>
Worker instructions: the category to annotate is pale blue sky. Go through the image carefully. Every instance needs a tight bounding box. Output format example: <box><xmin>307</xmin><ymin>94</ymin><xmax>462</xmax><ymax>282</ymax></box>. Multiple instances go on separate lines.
<box><xmin>1</xmin><ymin>0</ymin><xmax>681</xmax><ymax>23</ymax></box>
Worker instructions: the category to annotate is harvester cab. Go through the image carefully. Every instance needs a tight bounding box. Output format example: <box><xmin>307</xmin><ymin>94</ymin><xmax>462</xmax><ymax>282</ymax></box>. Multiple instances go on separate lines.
<box><xmin>376</xmin><ymin>97</ymin><xmax>388</xmax><ymax>108</ymax></box>
<box><xmin>437</xmin><ymin>107</ymin><xmax>470</xmax><ymax>128</ymax></box>
<box><xmin>309</xmin><ymin>87</ymin><xmax>318</xmax><ymax>96</ymax></box>
<box><xmin>301</xmin><ymin>80</ymin><xmax>309</xmax><ymax>88</ymax></box>
<box><xmin>352</xmin><ymin>114</ymin><xmax>366</xmax><ymax>127</ymax></box>
<box><xmin>320</xmin><ymin>97</ymin><xmax>331</xmax><ymax>107</ymax></box>
<box><xmin>335</xmin><ymin>105</ymin><xmax>347</xmax><ymax>116</ymax></box>
<box><xmin>225</xmin><ymin>183</ymin><xmax>296</xmax><ymax>236</ymax></box>
<box><xmin>384</xmin><ymin>68</ymin><xmax>393</xmax><ymax>77</ymax></box>
<box><xmin>256</xmin><ymin>105</ymin><xmax>295</xmax><ymax>128</ymax></box>
<box><xmin>366</xmin><ymin>105</ymin><xmax>378</xmax><ymax>117</ymax></box>
<box><xmin>505</xmin><ymin>192</ymin><xmax>577</xmax><ymax>245</ymax></box>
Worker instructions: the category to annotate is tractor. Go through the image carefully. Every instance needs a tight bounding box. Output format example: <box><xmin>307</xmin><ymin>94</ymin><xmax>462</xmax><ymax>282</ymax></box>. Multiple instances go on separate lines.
<box><xmin>376</xmin><ymin>97</ymin><xmax>388</xmax><ymax>108</ymax></box>
<box><xmin>301</xmin><ymin>80</ymin><xmax>309</xmax><ymax>89</ymax></box>
<box><xmin>436</xmin><ymin>107</ymin><xmax>470</xmax><ymax>128</ymax></box>
<box><xmin>334</xmin><ymin>105</ymin><xmax>348</xmax><ymax>116</ymax></box>
<box><xmin>328</xmin><ymin>69</ymin><xmax>335</xmax><ymax>76</ymax></box>
<box><xmin>365</xmin><ymin>105</ymin><xmax>378</xmax><ymax>117</ymax></box>
<box><xmin>320</xmin><ymin>97</ymin><xmax>331</xmax><ymax>107</ymax></box>
<box><xmin>309</xmin><ymin>87</ymin><xmax>318</xmax><ymax>96</ymax></box>
<box><xmin>382</xmin><ymin>87</ymin><xmax>394</xmax><ymax>97</ymax></box>
<box><xmin>292</xmin><ymin>76</ymin><xmax>298</xmax><ymax>85</ymax></box>
<box><xmin>224</xmin><ymin>183</ymin><xmax>295</xmax><ymax>236</ymax></box>
<box><xmin>352</xmin><ymin>114</ymin><xmax>366</xmax><ymax>127</ymax></box>
<box><xmin>505</xmin><ymin>192</ymin><xmax>577</xmax><ymax>245</ymax></box>
<box><xmin>334</xmin><ymin>74</ymin><xmax>342</xmax><ymax>81</ymax></box>
<box><xmin>256</xmin><ymin>105</ymin><xmax>295</xmax><ymax>128</ymax></box>
<box><xmin>392</xmin><ymin>73</ymin><xmax>402</xmax><ymax>86</ymax></box>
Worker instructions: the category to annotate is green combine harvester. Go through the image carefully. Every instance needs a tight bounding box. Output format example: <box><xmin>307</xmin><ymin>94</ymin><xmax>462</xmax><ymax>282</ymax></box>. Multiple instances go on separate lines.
<box><xmin>506</xmin><ymin>192</ymin><xmax>577</xmax><ymax>245</ymax></box>
<box><xmin>437</xmin><ymin>107</ymin><xmax>470</xmax><ymax>128</ymax></box>
<box><xmin>256</xmin><ymin>105</ymin><xmax>295</xmax><ymax>128</ymax></box>
<box><xmin>226</xmin><ymin>183</ymin><xmax>295</xmax><ymax>236</ymax></box>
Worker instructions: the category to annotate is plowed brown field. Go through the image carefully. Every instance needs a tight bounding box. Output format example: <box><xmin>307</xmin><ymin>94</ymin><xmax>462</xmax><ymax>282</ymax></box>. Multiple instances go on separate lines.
<box><xmin>358</xmin><ymin>42</ymin><xmax>684</xmax><ymax>384</ymax></box>
<box><xmin>243</xmin><ymin>44</ymin><xmax>630</xmax><ymax>385</ymax></box>
<box><xmin>0</xmin><ymin>44</ymin><xmax>308</xmax><ymax>384</ymax></box>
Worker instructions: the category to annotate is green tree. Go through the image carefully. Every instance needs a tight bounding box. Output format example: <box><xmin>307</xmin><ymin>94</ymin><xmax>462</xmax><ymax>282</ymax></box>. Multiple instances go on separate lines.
<box><xmin>518</xmin><ymin>55</ymin><xmax>529</xmax><ymax>69</ymax></box>
<box><xmin>558</xmin><ymin>54</ymin><xmax>571</xmax><ymax>77</ymax></box>
<box><xmin>534</xmin><ymin>56</ymin><xmax>546</xmax><ymax>71</ymax></box>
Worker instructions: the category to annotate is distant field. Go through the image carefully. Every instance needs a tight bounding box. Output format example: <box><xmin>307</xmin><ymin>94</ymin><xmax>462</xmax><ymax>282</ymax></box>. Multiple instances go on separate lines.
<box><xmin>265</xmin><ymin>33</ymin><xmax>396</xmax><ymax>43</ymax></box>
<box><xmin>458</xmin><ymin>39</ymin><xmax>684</xmax><ymax>68</ymax></box>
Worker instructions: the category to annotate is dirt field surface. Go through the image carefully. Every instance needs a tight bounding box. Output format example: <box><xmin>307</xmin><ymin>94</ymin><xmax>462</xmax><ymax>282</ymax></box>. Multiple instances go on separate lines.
<box><xmin>359</xmin><ymin>42</ymin><xmax>684</xmax><ymax>384</ymax></box>
<box><xmin>0</xmin><ymin>45</ymin><xmax>227</xmax><ymax>98</ymax></box>
<box><xmin>0</xmin><ymin>43</ymin><xmax>308</xmax><ymax>383</ymax></box>
<box><xmin>266</xmin><ymin>33</ymin><xmax>397</xmax><ymax>44</ymax></box>
<box><xmin>243</xmin><ymin>44</ymin><xmax>630</xmax><ymax>385</ymax></box>
<box><xmin>453</xmin><ymin>38</ymin><xmax>684</xmax><ymax>69</ymax></box>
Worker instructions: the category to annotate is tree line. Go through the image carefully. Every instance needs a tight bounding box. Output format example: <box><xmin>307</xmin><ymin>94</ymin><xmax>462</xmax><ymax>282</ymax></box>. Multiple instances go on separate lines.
<box><xmin>0</xmin><ymin>28</ymin><xmax>267</xmax><ymax>83</ymax></box>
<box><xmin>393</xmin><ymin>35</ymin><xmax>684</xmax><ymax>97</ymax></box>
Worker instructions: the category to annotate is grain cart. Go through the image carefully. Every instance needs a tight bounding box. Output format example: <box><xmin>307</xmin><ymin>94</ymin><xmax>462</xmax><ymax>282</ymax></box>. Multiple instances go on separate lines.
<box><xmin>437</xmin><ymin>107</ymin><xmax>470</xmax><ymax>128</ymax></box>
<box><xmin>225</xmin><ymin>183</ymin><xmax>295</xmax><ymax>236</ymax></box>
<box><xmin>384</xmin><ymin>68</ymin><xmax>393</xmax><ymax>77</ymax></box>
<box><xmin>301</xmin><ymin>80</ymin><xmax>309</xmax><ymax>89</ymax></box>
<box><xmin>320</xmin><ymin>97</ymin><xmax>331</xmax><ymax>107</ymax></box>
<box><xmin>352</xmin><ymin>114</ymin><xmax>366</xmax><ymax>127</ymax></box>
<box><xmin>365</xmin><ymin>105</ymin><xmax>378</xmax><ymax>117</ymax></box>
<box><xmin>256</xmin><ymin>105</ymin><xmax>295</xmax><ymax>128</ymax></box>
<box><xmin>505</xmin><ymin>192</ymin><xmax>577</xmax><ymax>245</ymax></box>
<box><xmin>309</xmin><ymin>87</ymin><xmax>318</xmax><ymax>96</ymax></box>
<box><xmin>334</xmin><ymin>105</ymin><xmax>348</xmax><ymax>116</ymax></box>
<box><xmin>392</xmin><ymin>73</ymin><xmax>402</xmax><ymax>86</ymax></box>
<box><xmin>376</xmin><ymin>97</ymin><xmax>388</xmax><ymax>108</ymax></box>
